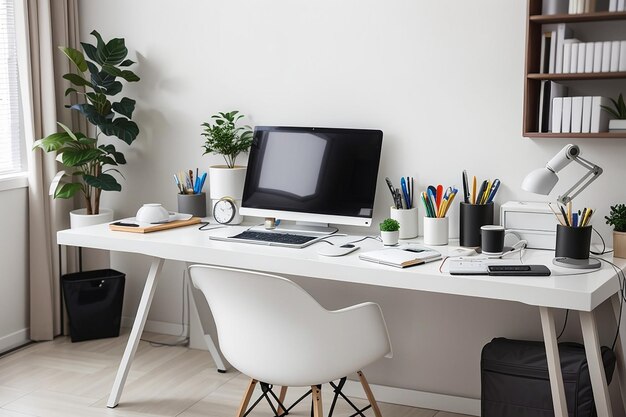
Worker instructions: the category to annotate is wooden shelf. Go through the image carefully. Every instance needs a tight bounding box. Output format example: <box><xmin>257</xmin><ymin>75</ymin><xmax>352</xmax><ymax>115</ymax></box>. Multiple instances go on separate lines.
<box><xmin>527</xmin><ymin>72</ymin><xmax>626</xmax><ymax>80</ymax></box>
<box><xmin>524</xmin><ymin>132</ymin><xmax>626</xmax><ymax>138</ymax></box>
<box><xmin>529</xmin><ymin>11</ymin><xmax>626</xmax><ymax>23</ymax></box>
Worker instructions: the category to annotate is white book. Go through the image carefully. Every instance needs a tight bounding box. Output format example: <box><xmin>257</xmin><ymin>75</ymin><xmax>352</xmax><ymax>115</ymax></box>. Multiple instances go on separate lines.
<box><xmin>571</xmin><ymin>97</ymin><xmax>584</xmax><ymax>133</ymax></box>
<box><xmin>562</xmin><ymin>97</ymin><xmax>573</xmax><ymax>133</ymax></box>
<box><xmin>577</xmin><ymin>0</ymin><xmax>586</xmax><ymax>12</ymax></box>
<box><xmin>571</xmin><ymin>43</ymin><xmax>580</xmax><ymax>73</ymax></box>
<box><xmin>555</xmin><ymin>24</ymin><xmax>573</xmax><ymax>73</ymax></box>
<box><xmin>590</xmin><ymin>96</ymin><xmax>610</xmax><ymax>133</ymax></box>
<box><xmin>549</xmin><ymin>30</ymin><xmax>558</xmax><ymax>73</ymax></box>
<box><xmin>359</xmin><ymin>248</ymin><xmax>441</xmax><ymax>268</ymax></box>
<box><xmin>577</xmin><ymin>42</ymin><xmax>587</xmax><ymax>73</ymax></box>
<box><xmin>563</xmin><ymin>43</ymin><xmax>572</xmax><ymax>73</ymax></box>
<box><xmin>585</xmin><ymin>42</ymin><xmax>594</xmax><ymax>72</ymax></box>
<box><xmin>619</xmin><ymin>0</ymin><xmax>625</xmax><ymax>10</ymax></box>
<box><xmin>602</xmin><ymin>41</ymin><xmax>611</xmax><ymax>71</ymax></box>
<box><xmin>620</xmin><ymin>41</ymin><xmax>626</xmax><ymax>71</ymax></box>
<box><xmin>569</xmin><ymin>0</ymin><xmax>576</xmax><ymax>13</ymax></box>
<box><xmin>610</xmin><ymin>41</ymin><xmax>620</xmax><ymax>71</ymax></box>
<box><xmin>610</xmin><ymin>0</ymin><xmax>617</xmax><ymax>11</ymax></box>
<box><xmin>581</xmin><ymin>96</ymin><xmax>593</xmax><ymax>133</ymax></box>
<box><xmin>552</xmin><ymin>97</ymin><xmax>564</xmax><ymax>133</ymax></box>
<box><xmin>593</xmin><ymin>41</ymin><xmax>603</xmax><ymax>72</ymax></box>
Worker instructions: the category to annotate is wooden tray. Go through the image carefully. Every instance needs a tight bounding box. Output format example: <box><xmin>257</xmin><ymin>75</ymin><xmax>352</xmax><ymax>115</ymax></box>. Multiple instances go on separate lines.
<box><xmin>109</xmin><ymin>217</ymin><xmax>201</xmax><ymax>233</ymax></box>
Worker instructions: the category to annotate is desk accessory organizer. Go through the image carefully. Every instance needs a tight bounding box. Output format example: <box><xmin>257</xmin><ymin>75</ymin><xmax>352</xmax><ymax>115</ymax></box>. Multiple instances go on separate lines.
<box><xmin>423</xmin><ymin>217</ymin><xmax>448</xmax><ymax>246</ymax></box>
<box><xmin>554</xmin><ymin>224</ymin><xmax>599</xmax><ymax>269</ymax></box>
<box><xmin>460</xmin><ymin>202</ymin><xmax>494</xmax><ymax>247</ymax></box>
<box><xmin>390</xmin><ymin>207</ymin><xmax>418</xmax><ymax>239</ymax></box>
<box><xmin>177</xmin><ymin>192</ymin><xmax>207</xmax><ymax>218</ymax></box>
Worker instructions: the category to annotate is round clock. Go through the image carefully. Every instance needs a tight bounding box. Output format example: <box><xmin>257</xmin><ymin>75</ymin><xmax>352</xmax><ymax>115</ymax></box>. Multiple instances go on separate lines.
<box><xmin>213</xmin><ymin>197</ymin><xmax>237</xmax><ymax>224</ymax></box>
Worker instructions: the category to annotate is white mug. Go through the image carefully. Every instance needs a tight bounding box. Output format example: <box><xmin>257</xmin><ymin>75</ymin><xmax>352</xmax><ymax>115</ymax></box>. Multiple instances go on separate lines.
<box><xmin>136</xmin><ymin>203</ymin><xmax>169</xmax><ymax>223</ymax></box>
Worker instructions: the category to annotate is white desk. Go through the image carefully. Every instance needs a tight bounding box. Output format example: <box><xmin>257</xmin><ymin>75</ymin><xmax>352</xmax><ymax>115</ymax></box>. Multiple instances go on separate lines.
<box><xmin>57</xmin><ymin>223</ymin><xmax>626</xmax><ymax>417</ymax></box>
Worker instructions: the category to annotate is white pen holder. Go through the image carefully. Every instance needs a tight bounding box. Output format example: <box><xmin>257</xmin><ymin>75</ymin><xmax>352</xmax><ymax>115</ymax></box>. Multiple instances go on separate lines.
<box><xmin>390</xmin><ymin>207</ymin><xmax>418</xmax><ymax>239</ymax></box>
<box><xmin>423</xmin><ymin>217</ymin><xmax>449</xmax><ymax>246</ymax></box>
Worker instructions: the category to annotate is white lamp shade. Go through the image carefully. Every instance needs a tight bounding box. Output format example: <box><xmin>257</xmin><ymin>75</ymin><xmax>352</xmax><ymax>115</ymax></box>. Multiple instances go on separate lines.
<box><xmin>521</xmin><ymin>167</ymin><xmax>558</xmax><ymax>195</ymax></box>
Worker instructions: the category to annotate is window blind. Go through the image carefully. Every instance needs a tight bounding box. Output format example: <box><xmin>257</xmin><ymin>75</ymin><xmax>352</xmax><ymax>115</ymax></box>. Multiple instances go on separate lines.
<box><xmin>0</xmin><ymin>0</ymin><xmax>22</xmax><ymax>175</ymax></box>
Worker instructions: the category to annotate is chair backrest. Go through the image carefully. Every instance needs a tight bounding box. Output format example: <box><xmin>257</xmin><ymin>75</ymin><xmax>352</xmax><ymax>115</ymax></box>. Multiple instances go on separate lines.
<box><xmin>189</xmin><ymin>264</ymin><xmax>390</xmax><ymax>386</ymax></box>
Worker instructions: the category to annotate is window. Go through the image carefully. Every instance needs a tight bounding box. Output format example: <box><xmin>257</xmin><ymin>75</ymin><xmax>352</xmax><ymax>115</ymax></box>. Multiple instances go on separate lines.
<box><xmin>0</xmin><ymin>0</ymin><xmax>23</xmax><ymax>175</ymax></box>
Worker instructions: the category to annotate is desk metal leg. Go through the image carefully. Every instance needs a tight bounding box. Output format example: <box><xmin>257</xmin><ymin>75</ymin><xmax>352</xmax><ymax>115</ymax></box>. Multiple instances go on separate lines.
<box><xmin>107</xmin><ymin>257</ymin><xmax>164</xmax><ymax>408</ymax></box>
<box><xmin>611</xmin><ymin>294</ymin><xmax>626</xmax><ymax>414</ymax></box>
<box><xmin>185</xmin><ymin>263</ymin><xmax>226</xmax><ymax>372</ymax></box>
<box><xmin>539</xmin><ymin>307</ymin><xmax>568</xmax><ymax>417</ymax></box>
<box><xmin>580</xmin><ymin>310</ymin><xmax>614</xmax><ymax>417</ymax></box>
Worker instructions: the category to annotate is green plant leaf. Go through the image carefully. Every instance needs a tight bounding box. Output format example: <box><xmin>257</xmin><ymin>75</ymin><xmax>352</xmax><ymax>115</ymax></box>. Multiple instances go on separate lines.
<box><xmin>86</xmin><ymin>92</ymin><xmax>111</xmax><ymax>115</ymax></box>
<box><xmin>62</xmin><ymin>73</ymin><xmax>92</xmax><ymax>87</ymax></box>
<box><xmin>81</xmin><ymin>42</ymin><xmax>98</xmax><ymax>62</ymax></box>
<box><xmin>99</xmin><ymin>144</ymin><xmax>127</xmax><ymax>164</ymax></box>
<box><xmin>64</xmin><ymin>87</ymin><xmax>79</xmax><ymax>97</ymax></box>
<box><xmin>601</xmin><ymin>105</ymin><xmax>620</xmax><ymax>119</ymax></box>
<box><xmin>54</xmin><ymin>182</ymin><xmax>82</xmax><ymax>199</ymax></box>
<box><xmin>91</xmin><ymin>30</ymin><xmax>128</xmax><ymax>66</ymax></box>
<box><xmin>32</xmin><ymin>132</ymin><xmax>73</xmax><ymax>152</ymax></box>
<box><xmin>99</xmin><ymin>118</ymin><xmax>139</xmax><ymax>144</ymax></box>
<box><xmin>60</xmin><ymin>148</ymin><xmax>102</xmax><ymax>167</ymax></box>
<box><xmin>101</xmin><ymin>65</ymin><xmax>140</xmax><ymax>82</ymax></box>
<box><xmin>99</xmin><ymin>156</ymin><xmax>118</xmax><ymax>166</ymax></box>
<box><xmin>70</xmin><ymin>103</ymin><xmax>112</xmax><ymax>125</ymax></box>
<box><xmin>119</xmin><ymin>59</ymin><xmax>135</xmax><ymax>67</ymax></box>
<box><xmin>103</xmin><ymin>167</ymin><xmax>125</xmax><ymax>180</ymax></box>
<box><xmin>84</xmin><ymin>173</ymin><xmax>122</xmax><ymax>191</ymax></box>
<box><xmin>90</xmin><ymin>68</ymin><xmax>123</xmax><ymax>96</ymax></box>
<box><xmin>111</xmin><ymin>97</ymin><xmax>136</xmax><ymax>118</ymax></box>
<box><xmin>59</xmin><ymin>47</ymin><xmax>88</xmax><ymax>72</ymax></box>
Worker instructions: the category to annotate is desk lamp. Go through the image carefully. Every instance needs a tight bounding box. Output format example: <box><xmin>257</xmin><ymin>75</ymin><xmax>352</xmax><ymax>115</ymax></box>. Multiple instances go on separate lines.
<box><xmin>522</xmin><ymin>144</ymin><xmax>603</xmax><ymax>269</ymax></box>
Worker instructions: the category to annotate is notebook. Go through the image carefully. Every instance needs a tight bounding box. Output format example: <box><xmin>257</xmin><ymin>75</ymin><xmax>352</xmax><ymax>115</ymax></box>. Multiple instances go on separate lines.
<box><xmin>359</xmin><ymin>247</ymin><xmax>441</xmax><ymax>268</ymax></box>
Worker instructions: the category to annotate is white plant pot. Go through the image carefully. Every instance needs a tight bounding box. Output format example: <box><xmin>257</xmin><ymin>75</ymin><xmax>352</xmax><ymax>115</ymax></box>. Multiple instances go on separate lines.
<box><xmin>209</xmin><ymin>165</ymin><xmax>247</xmax><ymax>200</ymax></box>
<box><xmin>609</xmin><ymin>119</ymin><xmax>626</xmax><ymax>131</ymax></box>
<box><xmin>70</xmin><ymin>208</ymin><xmax>114</xmax><ymax>229</ymax></box>
<box><xmin>380</xmin><ymin>230</ymin><xmax>399</xmax><ymax>246</ymax></box>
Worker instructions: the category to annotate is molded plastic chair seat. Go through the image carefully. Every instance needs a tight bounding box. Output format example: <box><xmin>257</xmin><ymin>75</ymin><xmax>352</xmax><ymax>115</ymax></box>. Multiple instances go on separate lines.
<box><xmin>189</xmin><ymin>265</ymin><xmax>392</xmax><ymax>416</ymax></box>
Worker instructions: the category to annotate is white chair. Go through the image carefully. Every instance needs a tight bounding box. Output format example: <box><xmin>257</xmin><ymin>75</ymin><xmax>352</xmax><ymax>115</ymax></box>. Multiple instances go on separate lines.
<box><xmin>189</xmin><ymin>264</ymin><xmax>392</xmax><ymax>417</ymax></box>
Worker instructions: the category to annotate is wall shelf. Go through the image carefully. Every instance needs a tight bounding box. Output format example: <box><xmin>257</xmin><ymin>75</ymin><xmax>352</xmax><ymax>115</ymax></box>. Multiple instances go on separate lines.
<box><xmin>529</xmin><ymin>11</ymin><xmax>626</xmax><ymax>23</ymax></box>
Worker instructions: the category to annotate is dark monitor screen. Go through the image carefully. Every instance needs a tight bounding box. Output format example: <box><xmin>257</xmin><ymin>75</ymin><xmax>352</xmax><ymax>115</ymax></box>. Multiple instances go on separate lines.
<box><xmin>241</xmin><ymin>126</ymin><xmax>383</xmax><ymax>225</ymax></box>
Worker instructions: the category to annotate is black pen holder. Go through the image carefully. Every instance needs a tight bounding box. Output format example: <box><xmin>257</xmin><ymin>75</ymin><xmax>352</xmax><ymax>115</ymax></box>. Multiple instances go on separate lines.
<box><xmin>177</xmin><ymin>192</ymin><xmax>207</xmax><ymax>218</ymax></box>
<box><xmin>459</xmin><ymin>202</ymin><xmax>494</xmax><ymax>247</ymax></box>
<box><xmin>555</xmin><ymin>224</ymin><xmax>592</xmax><ymax>260</ymax></box>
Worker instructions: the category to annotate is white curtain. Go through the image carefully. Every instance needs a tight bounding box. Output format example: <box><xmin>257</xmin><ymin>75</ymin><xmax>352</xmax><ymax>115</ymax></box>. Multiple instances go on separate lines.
<box><xmin>15</xmin><ymin>0</ymin><xmax>82</xmax><ymax>341</ymax></box>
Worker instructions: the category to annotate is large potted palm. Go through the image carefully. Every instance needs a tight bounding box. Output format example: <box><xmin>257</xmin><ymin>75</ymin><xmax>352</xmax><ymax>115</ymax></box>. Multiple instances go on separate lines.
<box><xmin>33</xmin><ymin>30</ymin><xmax>140</xmax><ymax>228</ymax></box>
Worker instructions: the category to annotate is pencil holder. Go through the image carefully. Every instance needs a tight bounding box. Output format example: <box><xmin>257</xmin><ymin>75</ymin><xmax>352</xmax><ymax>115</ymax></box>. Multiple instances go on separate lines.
<box><xmin>555</xmin><ymin>224</ymin><xmax>592</xmax><ymax>260</ymax></box>
<box><xmin>459</xmin><ymin>202</ymin><xmax>494</xmax><ymax>247</ymax></box>
<box><xmin>423</xmin><ymin>217</ymin><xmax>449</xmax><ymax>246</ymax></box>
<box><xmin>390</xmin><ymin>207</ymin><xmax>418</xmax><ymax>239</ymax></box>
<box><xmin>177</xmin><ymin>192</ymin><xmax>207</xmax><ymax>218</ymax></box>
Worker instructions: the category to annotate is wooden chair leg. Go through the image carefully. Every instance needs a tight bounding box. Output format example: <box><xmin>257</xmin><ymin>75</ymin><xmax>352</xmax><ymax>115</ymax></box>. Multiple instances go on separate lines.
<box><xmin>236</xmin><ymin>378</ymin><xmax>258</xmax><ymax>417</ymax></box>
<box><xmin>357</xmin><ymin>371</ymin><xmax>382</xmax><ymax>417</ymax></box>
<box><xmin>277</xmin><ymin>386</ymin><xmax>288</xmax><ymax>415</ymax></box>
<box><xmin>311</xmin><ymin>385</ymin><xmax>323</xmax><ymax>417</ymax></box>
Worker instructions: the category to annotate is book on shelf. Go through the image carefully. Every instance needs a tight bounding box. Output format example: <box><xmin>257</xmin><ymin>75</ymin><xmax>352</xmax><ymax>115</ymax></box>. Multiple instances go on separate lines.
<box><xmin>540</xmin><ymin>31</ymin><xmax>554</xmax><ymax>74</ymax></box>
<box><xmin>610</xmin><ymin>0</ymin><xmax>617</xmax><ymax>11</ymax></box>
<box><xmin>577</xmin><ymin>42</ymin><xmax>587</xmax><ymax>72</ymax></box>
<box><xmin>539</xmin><ymin>82</ymin><xmax>568</xmax><ymax>132</ymax></box>
<box><xmin>610</xmin><ymin>41</ymin><xmax>620</xmax><ymax>72</ymax></box>
<box><xmin>556</xmin><ymin>24</ymin><xmax>574</xmax><ymax>74</ymax></box>
<box><xmin>593</xmin><ymin>41</ymin><xmax>603</xmax><ymax>72</ymax></box>
<box><xmin>563</xmin><ymin>43</ymin><xmax>572</xmax><ymax>73</ymax></box>
<box><xmin>620</xmin><ymin>41</ymin><xmax>626</xmax><ymax>71</ymax></box>
<box><xmin>582</xmin><ymin>96</ymin><xmax>593</xmax><ymax>133</ymax></box>
<box><xmin>358</xmin><ymin>247</ymin><xmax>441</xmax><ymax>268</ymax></box>
<box><xmin>601</xmin><ymin>41</ymin><xmax>612</xmax><ymax>72</ymax></box>
<box><xmin>585</xmin><ymin>42</ymin><xmax>594</xmax><ymax>73</ymax></box>
<box><xmin>544</xmin><ymin>0</ymin><xmax>569</xmax><ymax>14</ymax></box>
<box><xmin>571</xmin><ymin>43</ymin><xmax>580</xmax><ymax>74</ymax></box>
<box><xmin>618</xmin><ymin>0</ymin><xmax>625</xmax><ymax>11</ymax></box>
<box><xmin>591</xmin><ymin>96</ymin><xmax>610</xmax><ymax>133</ymax></box>
<box><xmin>562</xmin><ymin>97</ymin><xmax>573</xmax><ymax>133</ymax></box>
<box><xmin>552</xmin><ymin>97</ymin><xmax>564</xmax><ymax>133</ymax></box>
<box><xmin>571</xmin><ymin>97</ymin><xmax>584</xmax><ymax>133</ymax></box>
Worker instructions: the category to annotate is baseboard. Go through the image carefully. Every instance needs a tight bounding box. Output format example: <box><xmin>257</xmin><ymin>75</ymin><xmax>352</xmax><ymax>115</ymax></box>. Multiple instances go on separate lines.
<box><xmin>0</xmin><ymin>328</ymin><xmax>29</xmax><ymax>354</ymax></box>
<box><xmin>343</xmin><ymin>380</ymin><xmax>480</xmax><ymax>416</ymax></box>
<box><xmin>121</xmin><ymin>316</ymin><xmax>188</xmax><ymax>337</ymax></box>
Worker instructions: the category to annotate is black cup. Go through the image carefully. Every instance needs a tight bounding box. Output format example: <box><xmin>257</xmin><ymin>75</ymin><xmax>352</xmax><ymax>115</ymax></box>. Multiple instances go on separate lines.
<box><xmin>460</xmin><ymin>202</ymin><xmax>494</xmax><ymax>247</ymax></box>
<box><xmin>555</xmin><ymin>224</ymin><xmax>592</xmax><ymax>260</ymax></box>
<box><xmin>481</xmin><ymin>225</ymin><xmax>505</xmax><ymax>255</ymax></box>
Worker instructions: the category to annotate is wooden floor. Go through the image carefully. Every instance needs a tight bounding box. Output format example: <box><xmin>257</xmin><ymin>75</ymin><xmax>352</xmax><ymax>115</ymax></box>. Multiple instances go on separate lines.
<box><xmin>0</xmin><ymin>332</ymin><xmax>470</xmax><ymax>417</ymax></box>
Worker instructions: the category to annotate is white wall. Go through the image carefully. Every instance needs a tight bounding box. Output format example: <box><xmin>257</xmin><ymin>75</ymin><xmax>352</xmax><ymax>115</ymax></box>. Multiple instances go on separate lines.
<box><xmin>79</xmin><ymin>0</ymin><xmax>626</xmax><ymax>412</ymax></box>
<box><xmin>0</xmin><ymin>187</ymin><xmax>29</xmax><ymax>352</ymax></box>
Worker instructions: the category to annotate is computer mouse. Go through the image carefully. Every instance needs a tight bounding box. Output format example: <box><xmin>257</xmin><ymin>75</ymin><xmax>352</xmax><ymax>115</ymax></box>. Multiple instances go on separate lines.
<box><xmin>317</xmin><ymin>244</ymin><xmax>360</xmax><ymax>257</ymax></box>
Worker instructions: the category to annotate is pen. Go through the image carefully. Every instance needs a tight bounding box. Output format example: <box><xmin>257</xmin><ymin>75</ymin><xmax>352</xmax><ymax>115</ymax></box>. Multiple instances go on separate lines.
<box><xmin>475</xmin><ymin>180</ymin><xmax>487</xmax><ymax>205</ymax></box>
<box><xmin>401</xmin><ymin>177</ymin><xmax>411</xmax><ymax>209</ymax></box>
<box><xmin>485</xmin><ymin>179</ymin><xmax>501</xmax><ymax>204</ymax></box>
<box><xmin>559</xmin><ymin>204</ymin><xmax>570</xmax><ymax>227</ymax></box>
<box><xmin>410</xmin><ymin>177</ymin><xmax>414</xmax><ymax>208</ymax></box>
<box><xmin>385</xmin><ymin>177</ymin><xmax>398</xmax><ymax>207</ymax></box>
<box><xmin>572</xmin><ymin>212</ymin><xmax>578</xmax><ymax>228</ymax></box>
<box><xmin>471</xmin><ymin>176</ymin><xmax>477</xmax><ymax>204</ymax></box>
<box><xmin>462</xmin><ymin>170</ymin><xmax>469</xmax><ymax>203</ymax></box>
<box><xmin>548</xmin><ymin>202</ymin><xmax>565</xmax><ymax>226</ymax></box>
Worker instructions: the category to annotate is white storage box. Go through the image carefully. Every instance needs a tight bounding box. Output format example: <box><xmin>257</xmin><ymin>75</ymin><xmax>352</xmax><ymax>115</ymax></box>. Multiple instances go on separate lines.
<box><xmin>500</xmin><ymin>201</ymin><xmax>558</xmax><ymax>250</ymax></box>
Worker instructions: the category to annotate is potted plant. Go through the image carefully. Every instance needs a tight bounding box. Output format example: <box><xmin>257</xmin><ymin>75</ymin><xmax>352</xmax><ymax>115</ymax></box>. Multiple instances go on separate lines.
<box><xmin>201</xmin><ymin>111</ymin><xmax>253</xmax><ymax>224</ymax></box>
<box><xmin>601</xmin><ymin>93</ymin><xmax>626</xmax><ymax>132</ymax></box>
<box><xmin>32</xmin><ymin>30</ymin><xmax>140</xmax><ymax>228</ymax></box>
<box><xmin>605</xmin><ymin>204</ymin><xmax>626</xmax><ymax>258</ymax></box>
<box><xmin>380</xmin><ymin>218</ymin><xmax>400</xmax><ymax>246</ymax></box>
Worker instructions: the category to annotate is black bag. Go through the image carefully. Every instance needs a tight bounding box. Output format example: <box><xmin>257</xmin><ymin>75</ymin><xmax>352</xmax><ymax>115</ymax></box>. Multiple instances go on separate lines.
<box><xmin>481</xmin><ymin>338</ymin><xmax>616</xmax><ymax>417</ymax></box>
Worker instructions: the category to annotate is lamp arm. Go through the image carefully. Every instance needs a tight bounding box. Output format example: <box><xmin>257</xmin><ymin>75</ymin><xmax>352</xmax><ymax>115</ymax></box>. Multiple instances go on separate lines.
<box><xmin>557</xmin><ymin>156</ymin><xmax>603</xmax><ymax>204</ymax></box>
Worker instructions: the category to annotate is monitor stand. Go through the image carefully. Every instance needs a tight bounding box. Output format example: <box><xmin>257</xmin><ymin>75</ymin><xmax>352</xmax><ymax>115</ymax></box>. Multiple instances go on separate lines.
<box><xmin>263</xmin><ymin>218</ymin><xmax>336</xmax><ymax>235</ymax></box>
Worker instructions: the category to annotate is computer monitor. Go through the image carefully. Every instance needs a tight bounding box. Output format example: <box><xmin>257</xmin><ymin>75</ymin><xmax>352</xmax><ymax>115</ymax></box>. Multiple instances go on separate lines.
<box><xmin>240</xmin><ymin>126</ymin><xmax>383</xmax><ymax>233</ymax></box>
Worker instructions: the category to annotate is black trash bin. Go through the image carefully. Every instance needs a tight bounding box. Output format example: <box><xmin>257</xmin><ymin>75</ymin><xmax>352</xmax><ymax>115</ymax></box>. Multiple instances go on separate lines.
<box><xmin>62</xmin><ymin>269</ymin><xmax>125</xmax><ymax>342</ymax></box>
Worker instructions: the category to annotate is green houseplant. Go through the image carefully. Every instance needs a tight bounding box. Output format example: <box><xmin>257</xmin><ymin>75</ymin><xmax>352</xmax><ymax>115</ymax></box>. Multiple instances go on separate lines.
<box><xmin>380</xmin><ymin>218</ymin><xmax>400</xmax><ymax>246</ymax></box>
<box><xmin>33</xmin><ymin>30</ymin><xmax>140</xmax><ymax>218</ymax></box>
<box><xmin>201</xmin><ymin>111</ymin><xmax>253</xmax><ymax>225</ymax></box>
<box><xmin>606</xmin><ymin>204</ymin><xmax>626</xmax><ymax>258</ymax></box>
<box><xmin>601</xmin><ymin>93</ymin><xmax>626</xmax><ymax>132</ymax></box>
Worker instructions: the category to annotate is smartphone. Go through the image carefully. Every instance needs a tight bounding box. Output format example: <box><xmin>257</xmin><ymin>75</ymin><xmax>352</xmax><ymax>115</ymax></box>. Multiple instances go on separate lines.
<box><xmin>487</xmin><ymin>265</ymin><xmax>551</xmax><ymax>276</ymax></box>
